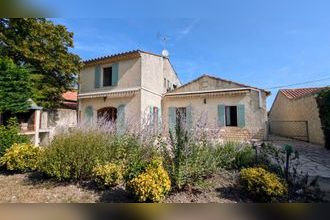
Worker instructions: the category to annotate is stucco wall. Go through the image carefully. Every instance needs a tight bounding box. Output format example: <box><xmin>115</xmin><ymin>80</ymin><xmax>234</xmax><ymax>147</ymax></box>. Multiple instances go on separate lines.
<box><xmin>269</xmin><ymin>92</ymin><xmax>324</xmax><ymax>145</ymax></box>
<box><xmin>79</xmin><ymin>58</ymin><xmax>141</xmax><ymax>94</ymax></box>
<box><xmin>162</xmin><ymin>90</ymin><xmax>268</xmax><ymax>141</ymax></box>
<box><xmin>173</xmin><ymin>75</ymin><xmax>245</xmax><ymax>93</ymax></box>
<box><xmin>141</xmin><ymin>53</ymin><xmax>181</xmax><ymax>95</ymax></box>
<box><xmin>79</xmin><ymin>93</ymin><xmax>141</xmax><ymax>126</ymax></box>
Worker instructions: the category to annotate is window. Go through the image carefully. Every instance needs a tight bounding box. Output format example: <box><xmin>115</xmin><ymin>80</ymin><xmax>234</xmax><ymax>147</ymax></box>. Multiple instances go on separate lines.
<box><xmin>176</xmin><ymin>107</ymin><xmax>186</xmax><ymax>125</ymax></box>
<box><xmin>103</xmin><ymin>67</ymin><xmax>112</xmax><ymax>87</ymax></box>
<box><xmin>173</xmin><ymin>84</ymin><xmax>177</xmax><ymax>89</ymax></box>
<box><xmin>225</xmin><ymin>106</ymin><xmax>237</xmax><ymax>126</ymax></box>
<box><xmin>164</xmin><ymin>78</ymin><xmax>167</xmax><ymax>89</ymax></box>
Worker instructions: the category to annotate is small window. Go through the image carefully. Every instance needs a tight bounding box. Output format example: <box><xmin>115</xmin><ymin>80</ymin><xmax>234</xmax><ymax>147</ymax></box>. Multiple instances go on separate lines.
<box><xmin>225</xmin><ymin>106</ymin><xmax>237</xmax><ymax>126</ymax></box>
<box><xmin>173</xmin><ymin>84</ymin><xmax>177</xmax><ymax>89</ymax></box>
<box><xmin>176</xmin><ymin>107</ymin><xmax>186</xmax><ymax>125</ymax></box>
<box><xmin>103</xmin><ymin>67</ymin><xmax>112</xmax><ymax>87</ymax></box>
<box><xmin>164</xmin><ymin>78</ymin><xmax>167</xmax><ymax>88</ymax></box>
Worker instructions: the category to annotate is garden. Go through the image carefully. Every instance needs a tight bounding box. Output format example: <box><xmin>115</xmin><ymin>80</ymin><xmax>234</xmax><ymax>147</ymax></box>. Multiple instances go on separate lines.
<box><xmin>0</xmin><ymin>117</ymin><xmax>326</xmax><ymax>203</ymax></box>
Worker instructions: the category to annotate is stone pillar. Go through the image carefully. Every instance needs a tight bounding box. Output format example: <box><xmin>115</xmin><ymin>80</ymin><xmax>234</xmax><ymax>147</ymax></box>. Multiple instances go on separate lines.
<box><xmin>34</xmin><ymin>110</ymin><xmax>41</xmax><ymax>146</ymax></box>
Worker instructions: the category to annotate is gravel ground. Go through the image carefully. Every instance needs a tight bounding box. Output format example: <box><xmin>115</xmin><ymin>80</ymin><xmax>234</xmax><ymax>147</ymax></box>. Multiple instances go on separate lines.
<box><xmin>0</xmin><ymin>170</ymin><xmax>239</xmax><ymax>203</ymax></box>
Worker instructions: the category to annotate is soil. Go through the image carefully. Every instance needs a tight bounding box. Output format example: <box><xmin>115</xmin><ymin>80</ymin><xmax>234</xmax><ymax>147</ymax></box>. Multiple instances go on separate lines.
<box><xmin>0</xmin><ymin>170</ymin><xmax>239</xmax><ymax>203</ymax></box>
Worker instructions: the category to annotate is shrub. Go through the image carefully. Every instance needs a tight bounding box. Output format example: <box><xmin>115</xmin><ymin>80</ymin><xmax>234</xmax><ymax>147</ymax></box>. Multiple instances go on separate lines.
<box><xmin>316</xmin><ymin>88</ymin><xmax>330</xmax><ymax>149</ymax></box>
<box><xmin>162</xmin><ymin>122</ymin><xmax>219</xmax><ymax>190</ymax></box>
<box><xmin>39</xmin><ymin>130</ymin><xmax>113</xmax><ymax>180</ymax></box>
<box><xmin>0</xmin><ymin>118</ymin><xmax>29</xmax><ymax>156</ymax></box>
<box><xmin>92</xmin><ymin>163</ymin><xmax>123</xmax><ymax>188</ymax></box>
<box><xmin>0</xmin><ymin>143</ymin><xmax>42</xmax><ymax>172</ymax></box>
<box><xmin>239</xmin><ymin>167</ymin><xmax>288</xmax><ymax>202</ymax></box>
<box><xmin>126</xmin><ymin>158</ymin><xmax>171</xmax><ymax>202</ymax></box>
<box><xmin>214</xmin><ymin>142</ymin><xmax>254</xmax><ymax>169</ymax></box>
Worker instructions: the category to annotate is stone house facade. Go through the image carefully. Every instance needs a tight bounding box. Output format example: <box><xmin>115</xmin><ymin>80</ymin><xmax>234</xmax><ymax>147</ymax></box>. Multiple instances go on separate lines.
<box><xmin>269</xmin><ymin>88</ymin><xmax>326</xmax><ymax>145</ymax></box>
<box><xmin>78</xmin><ymin>50</ymin><xmax>270</xmax><ymax>141</ymax></box>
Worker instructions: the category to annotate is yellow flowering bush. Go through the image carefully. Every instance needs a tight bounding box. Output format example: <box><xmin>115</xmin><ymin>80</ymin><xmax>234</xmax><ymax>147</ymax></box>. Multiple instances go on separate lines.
<box><xmin>0</xmin><ymin>143</ymin><xmax>42</xmax><ymax>172</ymax></box>
<box><xmin>92</xmin><ymin>163</ymin><xmax>123</xmax><ymax>187</ymax></box>
<box><xmin>126</xmin><ymin>158</ymin><xmax>171</xmax><ymax>202</ymax></box>
<box><xmin>239</xmin><ymin>167</ymin><xmax>288</xmax><ymax>202</ymax></box>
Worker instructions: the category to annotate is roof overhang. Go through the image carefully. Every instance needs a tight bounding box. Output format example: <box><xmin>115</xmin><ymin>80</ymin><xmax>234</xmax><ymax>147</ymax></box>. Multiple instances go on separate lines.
<box><xmin>78</xmin><ymin>88</ymin><xmax>140</xmax><ymax>99</ymax></box>
<box><xmin>164</xmin><ymin>88</ymin><xmax>251</xmax><ymax>98</ymax></box>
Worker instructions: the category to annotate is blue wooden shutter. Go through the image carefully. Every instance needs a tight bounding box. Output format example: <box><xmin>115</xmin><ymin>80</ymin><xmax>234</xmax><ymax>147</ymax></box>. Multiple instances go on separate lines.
<box><xmin>85</xmin><ymin>106</ymin><xmax>94</xmax><ymax>123</ymax></box>
<box><xmin>186</xmin><ymin>105</ymin><xmax>193</xmax><ymax>130</ymax></box>
<box><xmin>237</xmin><ymin>104</ymin><xmax>245</xmax><ymax>128</ymax></box>
<box><xmin>149</xmin><ymin>106</ymin><xmax>154</xmax><ymax>126</ymax></box>
<box><xmin>117</xmin><ymin>104</ymin><xmax>125</xmax><ymax>134</ymax></box>
<box><xmin>95</xmin><ymin>65</ymin><xmax>101</xmax><ymax>88</ymax></box>
<box><xmin>217</xmin><ymin>104</ymin><xmax>225</xmax><ymax>127</ymax></box>
<box><xmin>112</xmin><ymin>63</ymin><xmax>119</xmax><ymax>86</ymax></box>
<box><xmin>168</xmin><ymin>107</ymin><xmax>176</xmax><ymax>132</ymax></box>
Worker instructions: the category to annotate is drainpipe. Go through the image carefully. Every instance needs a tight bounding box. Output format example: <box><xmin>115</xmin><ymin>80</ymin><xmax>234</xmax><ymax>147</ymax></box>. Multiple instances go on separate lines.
<box><xmin>250</xmin><ymin>88</ymin><xmax>263</xmax><ymax>108</ymax></box>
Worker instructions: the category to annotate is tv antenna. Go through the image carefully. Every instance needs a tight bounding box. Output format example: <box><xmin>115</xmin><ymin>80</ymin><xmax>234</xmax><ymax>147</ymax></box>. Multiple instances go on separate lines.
<box><xmin>157</xmin><ymin>32</ymin><xmax>170</xmax><ymax>57</ymax></box>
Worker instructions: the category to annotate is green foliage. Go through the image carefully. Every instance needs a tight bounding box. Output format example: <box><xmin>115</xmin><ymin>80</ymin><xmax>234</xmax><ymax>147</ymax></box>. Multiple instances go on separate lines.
<box><xmin>92</xmin><ymin>163</ymin><xmax>123</xmax><ymax>188</ymax></box>
<box><xmin>239</xmin><ymin>167</ymin><xmax>288</xmax><ymax>202</ymax></box>
<box><xmin>39</xmin><ymin>130</ymin><xmax>113</xmax><ymax>180</ymax></box>
<box><xmin>214</xmin><ymin>142</ymin><xmax>255</xmax><ymax>169</ymax></box>
<box><xmin>0</xmin><ymin>117</ymin><xmax>30</xmax><ymax>156</ymax></box>
<box><xmin>0</xmin><ymin>143</ymin><xmax>42</xmax><ymax>172</ymax></box>
<box><xmin>39</xmin><ymin>130</ymin><xmax>143</xmax><ymax>181</ymax></box>
<box><xmin>126</xmin><ymin>158</ymin><xmax>171</xmax><ymax>202</ymax></box>
<box><xmin>0</xmin><ymin>18</ymin><xmax>83</xmax><ymax>109</ymax></box>
<box><xmin>163</xmin><ymin>122</ymin><xmax>219</xmax><ymax>190</ymax></box>
<box><xmin>0</xmin><ymin>57</ymin><xmax>31</xmax><ymax>113</ymax></box>
<box><xmin>316</xmin><ymin>88</ymin><xmax>330</xmax><ymax>149</ymax></box>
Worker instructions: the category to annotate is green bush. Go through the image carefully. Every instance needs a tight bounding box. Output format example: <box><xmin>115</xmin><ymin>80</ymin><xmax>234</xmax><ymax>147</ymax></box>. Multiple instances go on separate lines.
<box><xmin>39</xmin><ymin>130</ymin><xmax>143</xmax><ymax>181</ymax></box>
<box><xmin>162</xmin><ymin>123</ymin><xmax>219</xmax><ymax>190</ymax></box>
<box><xmin>0</xmin><ymin>143</ymin><xmax>42</xmax><ymax>172</ymax></box>
<box><xmin>239</xmin><ymin>167</ymin><xmax>288</xmax><ymax>202</ymax></box>
<box><xmin>92</xmin><ymin>163</ymin><xmax>123</xmax><ymax>188</ymax></box>
<box><xmin>126</xmin><ymin>158</ymin><xmax>171</xmax><ymax>202</ymax></box>
<box><xmin>316</xmin><ymin>88</ymin><xmax>330</xmax><ymax>149</ymax></box>
<box><xmin>214</xmin><ymin>142</ymin><xmax>254</xmax><ymax>169</ymax></box>
<box><xmin>0</xmin><ymin>118</ymin><xmax>29</xmax><ymax>156</ymax></box>
<box><xmin>39</xmin><ymin>130</ymin><xmax>108</xmax><ymax>180</ymax></box>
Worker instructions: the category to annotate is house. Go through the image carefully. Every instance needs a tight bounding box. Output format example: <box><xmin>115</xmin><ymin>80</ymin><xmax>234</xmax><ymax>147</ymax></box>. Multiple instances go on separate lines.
<box><xmin>12</xmin><ymin>91</ymin><xmax>78</xmax><ymax>146</ymax></box>
<box><xmin>78</xmin><ymin>50</ymin><xmax>181</xmax><ymax>130</ymax></box>
<box><xmin>268</xmin><ymin>88</ymin><xmax>326</xmax><ymax>145</ymax></box>
<box><xmin>78</xmin><ymin>50</ymin><xmax>270</xmax><ymax>141</ymax></box>
<box><xmin>162</xmin><ymin>74</ymin><xmax>270</xmax><ymax>141</ymax></box>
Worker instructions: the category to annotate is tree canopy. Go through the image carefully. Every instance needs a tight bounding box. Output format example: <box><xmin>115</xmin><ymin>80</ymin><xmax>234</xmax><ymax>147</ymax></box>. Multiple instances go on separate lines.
<box><xmin>0</xmin><ymin>18</ymin><xmax>82</xmax><ymax>109</ymax></box>
<box><xmin>0</xmin><ymin>57</ymin><xmax>31</xmax><ymax>114</ymax></box>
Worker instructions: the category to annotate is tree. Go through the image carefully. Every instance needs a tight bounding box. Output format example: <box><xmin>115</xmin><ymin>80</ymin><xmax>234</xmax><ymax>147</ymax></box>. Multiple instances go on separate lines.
<box><xmin>0</xmin><ymin>57</ymin><xmax>31</xmax><ymax>114</ymax></box>
<box><xmin>316</xmin><ymin>88</ymin><xmax>330</xmax><ymax>149</ymax></box>
<box><xmin>0</xmin><ymin>18</ymin><xmax>82</xmax><ymax>109</ymax></box>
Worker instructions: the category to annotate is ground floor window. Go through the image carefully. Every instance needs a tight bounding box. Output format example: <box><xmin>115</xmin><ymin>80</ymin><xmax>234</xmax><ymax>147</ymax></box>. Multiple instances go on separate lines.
<box><xmin>176</xmin><ymin>107</ymin><xmax>187</xmax><ymax>125</ymax></box>
<box><xmin>97</xmin><ymin>107</ymin><xmax>117</xmax><ymax>122</ymax></box>
<box><xmin>225</xmin><ymin>106</ymin><xmax>237</xmax><ymax>126</ymax></box>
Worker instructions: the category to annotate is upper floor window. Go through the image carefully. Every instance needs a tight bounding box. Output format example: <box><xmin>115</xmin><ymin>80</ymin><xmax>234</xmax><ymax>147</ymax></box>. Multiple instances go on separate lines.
<box><xmin>103</xmin><ymin>67</ymin><xmax>113</xmax><ymax>87</ymax></box>
<box><xmin>164</xmin><ymin>78</ymin><xmax>167</xmax><ymax>89</ymax></box>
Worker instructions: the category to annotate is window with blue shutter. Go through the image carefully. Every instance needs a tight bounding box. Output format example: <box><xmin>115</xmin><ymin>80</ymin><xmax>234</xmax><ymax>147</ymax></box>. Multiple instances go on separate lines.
<box><xmin>85</xmin><ymin>106</ymin><xmax>94</xmax><ymax>123</ymax></box>
<box><xmin>217</xmin><ymin>104</ymin><xmax>225</xmax><ymax>127</ymax></box>
<box><xmin>112</xmin><ymin>63</ymin><xmax>119</xmax><ymax>86</ymax></box>
<box><xmin>95</xmin><ymin>65</ymin><xmax>101</xmax><ymax>88</ymax></box>
<box><xmin>186</xmin><ymin>105</ymin><xmax>193</xmax><ymax>130</ymax></box>
<box><xmin>117</xmin><ymin>104</ymin><xmax>125</xmax><ymax>134</ymax></box>
<box><xmin>237</xmin><ymin>104</ymin><xmax>245</xmax><ymax>128</ymax></box>
<box><xmin>168</xmin><ymin>107</ymin><xmax>176</xmax><ymax>132</ymax></box>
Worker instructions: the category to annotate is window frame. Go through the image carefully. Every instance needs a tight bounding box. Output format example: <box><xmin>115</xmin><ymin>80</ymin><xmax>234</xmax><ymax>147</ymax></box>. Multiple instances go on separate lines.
<box><xmin>101</xmin><ymin>64</ymin><xmax>114</xmax><ymax>88</ymax></box>
<box><xmin>225</xmin><ymin>105</ymin><xmax>238</xmax><ymax>127</ymax></box>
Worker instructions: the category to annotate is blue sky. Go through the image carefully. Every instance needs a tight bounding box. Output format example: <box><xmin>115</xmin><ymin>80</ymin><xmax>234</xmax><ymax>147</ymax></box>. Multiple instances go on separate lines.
<box><xmin>37</xmin><ymin>1</ymin><xmax>330</xmax><ymax>109</ymax></box>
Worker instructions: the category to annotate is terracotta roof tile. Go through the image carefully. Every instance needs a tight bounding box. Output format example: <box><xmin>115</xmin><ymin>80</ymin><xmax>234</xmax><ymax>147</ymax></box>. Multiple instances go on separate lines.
<box><xmin>280</xmin><ymin>87</ymin><xmax>325</xmax><ymax>99</ymax></box>
<box><xmin>62</xmin><ymin>91</ymin><xmax>77</xmax><ymax>102</ymax></box>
